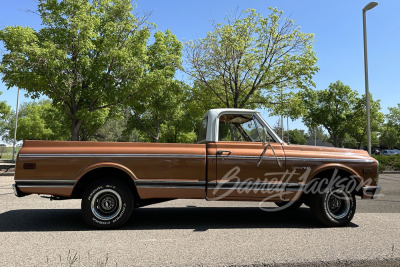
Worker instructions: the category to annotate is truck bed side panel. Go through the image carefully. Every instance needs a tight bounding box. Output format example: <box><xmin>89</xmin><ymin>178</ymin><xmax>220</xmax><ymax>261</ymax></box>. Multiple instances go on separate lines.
<box><xmin>15</xmin><ymin>140</ymin><xmax>207</xmax><ymax>199</ymax></box>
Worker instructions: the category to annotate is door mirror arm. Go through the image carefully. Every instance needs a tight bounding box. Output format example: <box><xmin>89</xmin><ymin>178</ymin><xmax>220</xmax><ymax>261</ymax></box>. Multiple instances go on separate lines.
<box><xmin>257</xmin><ymin>128</ymin><xmax>282</xmax><ymax>168</ymax></box>
<box><xmin>262</xmin><ymin>127</ymin><xmax>266</xmax><ymax>146</ymax></box>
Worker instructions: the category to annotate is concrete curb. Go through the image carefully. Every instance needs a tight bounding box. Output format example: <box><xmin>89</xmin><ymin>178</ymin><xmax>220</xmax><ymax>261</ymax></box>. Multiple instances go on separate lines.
<box><xmin>0</xmin><ymin>173</ymin><xmax>14</xmax><ymax>177</ymax></box>
<box><xmin>0</xmin><ymin>160</ymin><xmax>15</xmax><ymax>163</ymax></box>
<box><xmin>268</xmin><ymin>258</ymin><xmax>400</xmax><ymax>267</ymax></box>
<box><xmin>0</xmin><ymin>161</ymin><xmax>15</xmax><ymax>177</ymax></box>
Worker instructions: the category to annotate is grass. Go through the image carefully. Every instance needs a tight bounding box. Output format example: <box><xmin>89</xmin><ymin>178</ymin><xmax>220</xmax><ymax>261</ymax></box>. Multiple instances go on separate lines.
<box><xmin>44</xmin><ymin>250</ymin><xmax>113</xmax><ymax>267</ymax></box>
<box><xmin>0</xmin><ymin>146</ymin><xmax>21</xmax><ymax>160</ymax></box>
<box><xmin>393</xmin><ymin>244</ymin><xmax>395</xmax><ymax>258</ymax></box>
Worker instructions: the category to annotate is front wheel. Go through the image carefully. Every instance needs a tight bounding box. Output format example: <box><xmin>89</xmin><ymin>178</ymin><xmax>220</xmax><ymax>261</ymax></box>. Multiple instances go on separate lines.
<box><xmin>81</xmin><ymin>179</ymin><xmax>134</xmax><ymax>229</ymax></box>
<box><xmin>309</xmin><ymin>188</ymin><xmax>356</xmax><ymax>227</ymax></box>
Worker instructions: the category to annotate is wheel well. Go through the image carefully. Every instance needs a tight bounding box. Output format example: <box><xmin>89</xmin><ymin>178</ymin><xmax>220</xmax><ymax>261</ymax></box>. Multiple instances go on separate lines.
<box><xmin>307</xmin><ymin>169</ymin><xmax>363</xmax><ymax>196</ymax></box>
<box><xmin>71</xmin><ymin>167</ymin><xmax>140</xmax><ymax>200</ymax></box>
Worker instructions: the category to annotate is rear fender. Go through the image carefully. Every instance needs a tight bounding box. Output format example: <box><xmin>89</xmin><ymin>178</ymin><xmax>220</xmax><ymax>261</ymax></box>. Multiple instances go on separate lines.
<box><xmin>74</xmin><ymin>162</ymin><xmax>138</xmax><ymax>182</ymax></box>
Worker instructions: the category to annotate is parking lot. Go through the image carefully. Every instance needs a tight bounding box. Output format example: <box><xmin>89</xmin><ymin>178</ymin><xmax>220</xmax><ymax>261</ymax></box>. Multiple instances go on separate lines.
<box><xmin>0</xmin><ymin>174</ymin><xmax>399</xmax><ymax>266</ymax></box>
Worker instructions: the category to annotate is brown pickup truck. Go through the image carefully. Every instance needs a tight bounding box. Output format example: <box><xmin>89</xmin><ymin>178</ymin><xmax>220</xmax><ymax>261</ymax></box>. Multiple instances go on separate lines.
<box><xmin>13</xmin><ymin>108</ymin><xmax>380</xmax><ymax>229</ymax></box>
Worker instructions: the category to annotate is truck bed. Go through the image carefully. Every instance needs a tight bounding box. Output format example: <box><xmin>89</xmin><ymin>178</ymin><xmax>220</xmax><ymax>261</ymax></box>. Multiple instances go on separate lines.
<box><xmin>15</xmin><ymin>140</ymin><xmax>207</xmax><ymax>198</ymax></box>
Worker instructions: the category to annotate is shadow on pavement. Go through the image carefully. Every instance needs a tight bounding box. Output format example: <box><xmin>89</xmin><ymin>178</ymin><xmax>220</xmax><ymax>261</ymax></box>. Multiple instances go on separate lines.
<box><xmin>0</xmin><ymin>207</ymin><xmax>358</xmax><ymax>232</ymax></box>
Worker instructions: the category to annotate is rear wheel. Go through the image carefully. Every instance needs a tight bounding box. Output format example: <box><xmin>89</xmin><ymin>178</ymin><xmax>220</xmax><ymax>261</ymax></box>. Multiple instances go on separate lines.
<box><xmin>81</xmin><ymin>179</ymin><xmax>134</xmax><ymax>229</ymax></box>
<box><xmin>309</xmin><ymin>187</ymin><xmax>356</xmax><ymax>227</ymax></box>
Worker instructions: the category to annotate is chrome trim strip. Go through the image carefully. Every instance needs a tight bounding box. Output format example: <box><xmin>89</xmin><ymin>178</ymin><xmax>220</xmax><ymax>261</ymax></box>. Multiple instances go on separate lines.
<box><xmin>18</xmin><ymin>154</ymin><xmax>373</xmax><ymax>163</ymax></box>
<box><xmin>136</xmin><ymin>180</ymin><xmax>206</xmax><ymax>189</ymax></box>
<box><xmin>207</xmin><ymin>186</ymin><xmax>293</xmax><ymax>192</ymax></box>
<box><xmin>135</xmin><ymin>180</ymin><xmax>304</xmax><ymax>191</ymax></box>
<box><xmin>137</xmin><ymin>186</ymin><xmax>205</xmax><ymax>189</ymax></box>
<box><xmin>19</xmin><ymin>154</ymin><xmax>206</xmax><ymax>159</ymax></box>
<box><xmin>208</xmin><ymin>182</ymin><xmax>304</xmax><ymax>191</ymax></box>
<box><xmin>216</xmin><ymin>155</ymin><xmax>374</xmax><ymax>163</ymax></box>
<box><xmin>15</xmin><ymin>180</ymin><xmax>76</xmax><ymax>187</ymax></box>
<box><xmin>285</xmin><ymin>157</ymin><xmax>376</xmax><ymax>163</ymax></box>
<box><xmin>17</xmin><ymin>185</ymin><xmax>75</xmax><ymax>188</ymax></box>
<box><xmin>220</xmin><ymin>155</ymin><xmax>285</xmax><ymax>160</ymax></box>
<box><xmin>136</xmin><ymin>180</ymin><xmax>206</xmax><ymax>185</ymax></box>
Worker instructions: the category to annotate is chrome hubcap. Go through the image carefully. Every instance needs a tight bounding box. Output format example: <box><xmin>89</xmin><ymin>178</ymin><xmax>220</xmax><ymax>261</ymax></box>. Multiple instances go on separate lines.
<box><xmin>326</xmin><ymin>189</ymin><xmax>351</xmax><ymax>220</ymax></box>
<box><xmin>91</xmin><ymin>189</ymin><xmax>122</xmax><ymax>221</ymax></box>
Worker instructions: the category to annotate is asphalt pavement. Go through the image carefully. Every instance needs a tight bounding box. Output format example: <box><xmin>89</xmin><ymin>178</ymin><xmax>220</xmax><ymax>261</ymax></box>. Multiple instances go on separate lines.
<box><xmin>0</xmin><ymin>174</ymin><xmax>399</xmax><ymax>266</ymax></box>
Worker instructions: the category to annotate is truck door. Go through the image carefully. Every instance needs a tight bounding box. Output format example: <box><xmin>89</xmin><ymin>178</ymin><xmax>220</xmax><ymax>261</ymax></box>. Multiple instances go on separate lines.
<box><xmin>206</xmin><ymin>113</ymin><xmax>287</xmax><ymax>200</ymax></box>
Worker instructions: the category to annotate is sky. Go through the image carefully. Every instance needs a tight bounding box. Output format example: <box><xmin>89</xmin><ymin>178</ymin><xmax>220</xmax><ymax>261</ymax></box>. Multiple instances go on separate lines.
<box><xmin>0</xmin><ymin>0</ymin><xmax>399</xmax><ymax>132</ymax></box>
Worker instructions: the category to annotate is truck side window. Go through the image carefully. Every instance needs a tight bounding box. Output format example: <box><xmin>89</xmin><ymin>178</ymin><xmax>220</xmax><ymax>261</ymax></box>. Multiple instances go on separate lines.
<box><xmin>219</xmin><ymin>114</ymin><xmax>264</xmax><ymax>142</ymax></box>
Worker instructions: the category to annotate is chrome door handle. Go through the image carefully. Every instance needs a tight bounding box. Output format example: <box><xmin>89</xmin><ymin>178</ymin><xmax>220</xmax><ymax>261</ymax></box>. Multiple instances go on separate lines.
<box><xmin>217</xmin><ymin>150</ymin><xmax>232</xmax><ymax>157</ymax></box>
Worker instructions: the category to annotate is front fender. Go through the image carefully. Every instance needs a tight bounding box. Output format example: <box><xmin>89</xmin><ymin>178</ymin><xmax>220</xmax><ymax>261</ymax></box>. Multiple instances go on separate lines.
<box><xmin>307</xmin><ymin>163</ymin><xmax>363</xmax><ymax>185</ymax></box>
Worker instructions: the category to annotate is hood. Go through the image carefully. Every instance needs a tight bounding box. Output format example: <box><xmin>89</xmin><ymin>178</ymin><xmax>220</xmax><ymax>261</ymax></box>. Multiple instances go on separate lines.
<box><xmin>282</xmin><ymin>143</ymin><xmax>372</xmax><ymax>160</ymax></box>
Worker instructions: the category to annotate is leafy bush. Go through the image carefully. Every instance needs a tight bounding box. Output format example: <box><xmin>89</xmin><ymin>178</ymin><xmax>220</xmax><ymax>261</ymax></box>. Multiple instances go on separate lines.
<box><xmin>378</xmin><ymin>162</ymin><xmax>387</xmax><ymax>173</ymax></box>
<box><xmin>393</xmin><ymin>161</ymin><xmax>400</xmax><ymax>171</ymax></box>
<box><xmin>372</xmin><ymin>155</ymin><xmax>400</xmax><ymax>171</ymax></box>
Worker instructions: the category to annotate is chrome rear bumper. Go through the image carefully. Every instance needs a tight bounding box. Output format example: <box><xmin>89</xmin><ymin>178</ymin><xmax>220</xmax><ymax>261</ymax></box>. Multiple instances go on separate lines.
<box><xmin>12</xmin><ymin>183</ymin><xmax>27</xmax><ymax>197</ymax></box>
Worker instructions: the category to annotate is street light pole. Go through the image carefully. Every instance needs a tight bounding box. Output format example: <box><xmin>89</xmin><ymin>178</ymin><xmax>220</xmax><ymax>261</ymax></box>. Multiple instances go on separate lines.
<box><xmin>287</xmin><ymin>116</ymin><xmax>289</xmax><ymax>144</ymax></box>
<box><xmin>12</xmin><ymin>88</ymin><xmax>20</xmax><ymax>162</ymax></box>
<box><xmin>314</xmin><ymin>127</ymin><xmax>317</xmax><ymax>146</ymax></box>
<box><xmin>363</xmin><ymin>1</ymin><xmax>378</xmax><ymax>155</ymax></box>
<box><xmin>280</xmin><ymin>87</ymin><xmax>284</xmax><ymax>140</ymax></box>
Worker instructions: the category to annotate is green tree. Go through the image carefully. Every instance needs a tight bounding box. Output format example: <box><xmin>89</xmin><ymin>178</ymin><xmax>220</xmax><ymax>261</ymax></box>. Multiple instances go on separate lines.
<box><xmin>345</xmin><ymin>94</ymin><xmax>383</xmax><ymax>148</ymax></box>
<box><xmin>306</xmin><ymin>126</ymin><xmax>329</xmax><ymax>144</ymax></box>
<box><xmin>380</xmin><ymin>104</ymin><xmax>400</xmax><ymax>148</ymax></box>
<box><xmin>78</xmin><ymin>108</ymin><xmax>109</xmax><ymax>141</ymax></box>
<box><xmin>387</xmin><ymin>104</ymin><xmax>400</xmax><ymax>128</ymax></box>
<box><xmin>124</xmin><ymin>30</ymin><xmax>195</xmax><ymax>143</ymax></box>
<box><xmin>380</xmin><ymin>124</ymin><xmax>400</xmax><ymax>149</ymax></box>
<box><xmin>0</xmin><ymin>92</ymin><xmax>10</xmax><ymax>119</ymax></box>
<box><xmin>186</xmin><ymin>81</ymin><xmax>225</xmax><ymax>117</ymax></box>
<box><xmin>0</xmin><ymin>91</ymin><xmax>11</xmax><ymax>138</ymax></box>
<box><xmin>301</xmin><ymin>81</ymin><xmax>381</xmax><ymax>148</ymax></box>
<box><xmin>126</xmin><ymin>80</ymin><xmax>196</xmax><ymax>143</ymax></box>
<box><xmin>5</xmin><ymin>100</ymin><xmax>69</xmax><ymax>141</ymax></box>
<box><xmin>267</xmin><ymin>89</ymin><xmax>307</xmax><ymax>120</ymax></box>
<box><xmin>285</xmin><ymin>129</ymin><xmax>307</xmax><ymax>145</ymax></box>
<box><xmin>185</xmin><ymin>7</ymin><xmax>318</xmax><ymax>109</ymax></box>
<box><xmin>92</xmin><ymin>109</ymin><xmax>139</xmax><ymax>142</ymax></box>
<box><xmin>0</xmin><ymin>0</ymin><xmax>179</xmax><ymax>141</ymax></box>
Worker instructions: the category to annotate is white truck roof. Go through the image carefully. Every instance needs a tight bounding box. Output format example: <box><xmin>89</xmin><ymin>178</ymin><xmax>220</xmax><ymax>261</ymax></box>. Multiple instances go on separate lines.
<box><xmin>203</xmin><ymin>108</ymin><xmax>282</xmax><ymax>143</ymax></box>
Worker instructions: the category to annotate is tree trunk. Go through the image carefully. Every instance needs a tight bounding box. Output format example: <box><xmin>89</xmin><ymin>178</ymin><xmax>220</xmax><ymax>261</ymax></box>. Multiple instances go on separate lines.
<box><xmin>71</xmin><ymin>118</ymin><xmax>83</xmax><ymax>141</ymax></box>
<box><xmin>333</xmin><ymin>136</ymin><xmax>340</xmax><ymax>147</ymax></box>
<box><xmin>155</xmin><ymin>127</ymin><xmax>160</xmax><ymax>143</ymax></box>
<box><xmin>154</xmin><ymin>119</ymin><xmax>161</xmax><ymax>143</ymax></box>
<box><xmin>357</xmin><ymin>141</ymin><xmax>363</xmax><ymax>149</ymax></box>
<box><xmin>174</xmin><ymin>128</ymin><xmax>177</xmax><ymax>143</ymax></box>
